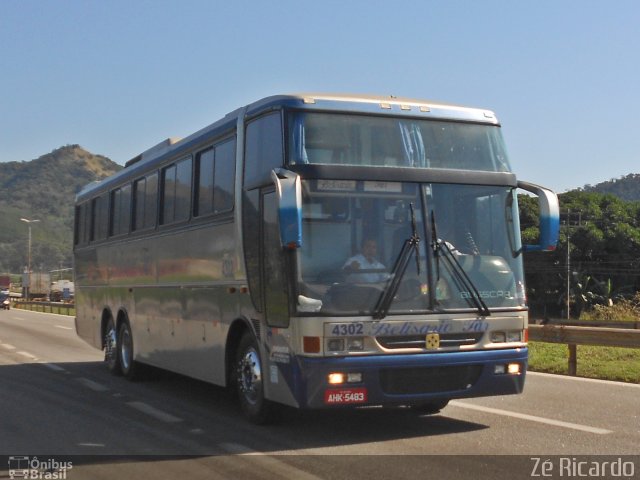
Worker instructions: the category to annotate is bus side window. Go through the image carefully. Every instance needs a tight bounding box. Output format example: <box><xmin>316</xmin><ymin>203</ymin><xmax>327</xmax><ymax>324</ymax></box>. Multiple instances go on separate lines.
<box><xmin>243</xmin><ymin>189</ymin><xmax>263</xmax><ymax>312</ymax></box>
<box><xmin>161</xmin><ymin>157</ymin><xmax>192</xmax><ymax>225</ymax></box>
<box><xmin>73</xmin><ymin>205</ymin><xmax>81</xmax><ymax>246</ymax></box>
<box><xmin>133</xmin><ymin>173</ymin><xmax>159</xmax><ymax>230</ymax></box>
<box><xmin>213</xmin><ymin>139</ymin><xmax>235</xmax><ymax>214</ymax></box>
<box><xmin>109</xmin><ymin>185</ymin><xmax>131</xmax><ymax>237</ymax></box>
<box><xmin>194</xmin><ymin>148</ymin><xmax>215</xmax><ymax>217</ymax></box>
<box><xmin>90</xmin><ymin>194</ymin><xmax>108</xmax><ymax>241</ymax></box>
<box><xmin>75</xmin><ymin>202</ymin><xmax>91</xmax><ymax>246</ymax></box>
<box><xmin>244</xmin><ymin>112</ymin><xmax>283</xmax><ymax>189</ymax></box>
<box><xmin>194</xmin><ymin>137</ymin><xmax>235</xmax><ymax>218</ymax></box>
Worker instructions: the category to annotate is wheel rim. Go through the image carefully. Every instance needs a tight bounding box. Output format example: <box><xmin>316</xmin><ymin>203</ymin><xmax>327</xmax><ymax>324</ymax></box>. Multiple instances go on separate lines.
<box><xmin>238</xmin><ymin>347</ymin><xmax>262</xmax><ymax>405</ymax></box>
<box><xmin>105</xmin><ymin>324</ymin><xmax>117</xmax><ymax>367</ymax></box>
<box><xmin>120</xmin><ymin>326</ymin><xmax>132</xmax><ymax>371</ymax></box>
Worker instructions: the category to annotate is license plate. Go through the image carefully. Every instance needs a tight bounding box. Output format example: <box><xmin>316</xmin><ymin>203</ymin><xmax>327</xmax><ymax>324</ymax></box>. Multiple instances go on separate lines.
<box><xmin>324</xmin><ymin>388</ymin><xmax>368</xmax><ymax>405</ymax></box>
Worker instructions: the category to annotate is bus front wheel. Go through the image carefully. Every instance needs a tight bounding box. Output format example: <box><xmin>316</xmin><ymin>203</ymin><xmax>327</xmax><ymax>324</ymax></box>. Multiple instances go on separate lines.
<box><xmin>235</xmin><ymin>332</ymin><xmax>274</xmax><ymax>424</ymax></box>
<box><xmin>411</xmin><ymin>399</ymin><xmax>449</xmax><ymax>415</ymax></box>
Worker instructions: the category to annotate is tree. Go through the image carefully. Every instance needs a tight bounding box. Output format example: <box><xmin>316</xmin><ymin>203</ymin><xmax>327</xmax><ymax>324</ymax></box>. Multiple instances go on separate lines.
<box><xmin>521</xmin><ymin>190</ymin><xmax>640</xmax><ymax>318</ymax></box>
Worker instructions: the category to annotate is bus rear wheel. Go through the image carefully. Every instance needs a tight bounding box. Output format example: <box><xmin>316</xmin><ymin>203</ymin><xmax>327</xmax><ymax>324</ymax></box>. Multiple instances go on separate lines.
<box><xmin>118</xmin><ymin>321</ymin><xmax>140</xmax><ymax>380</ymax></box>
<box><xmin>235</xmin><ymin>332</ymin><xmax>275</xmax><ymax>424</ymax></box>
<box><xmin>104</xmin><ymin>317</ymin><xmax>121</xmax><ymax>375</ymax></box>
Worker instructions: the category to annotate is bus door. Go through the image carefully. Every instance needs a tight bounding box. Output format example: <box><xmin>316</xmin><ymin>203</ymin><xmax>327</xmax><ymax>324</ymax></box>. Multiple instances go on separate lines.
<box><xmin>259</xmin><ymin>189</ymin><xmax>299</xmax><ymax>407</ymax></box>
<box><xmin>261</xmin><ymin>190</ymin><xmax>290</xmax><ymax>328</ymax></box>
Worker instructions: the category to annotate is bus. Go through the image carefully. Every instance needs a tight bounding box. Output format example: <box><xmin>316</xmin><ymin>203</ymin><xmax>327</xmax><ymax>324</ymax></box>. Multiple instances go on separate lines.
<box><xmin>74</xmin><ymin>93</ymin><xmax>559</xmax><ymax>423</ymax></box>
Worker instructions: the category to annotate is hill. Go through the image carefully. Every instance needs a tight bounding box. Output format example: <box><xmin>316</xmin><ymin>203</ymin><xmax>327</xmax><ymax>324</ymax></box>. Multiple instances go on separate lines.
<box><xmin>581</xmin><ymin>173</ymin><xmax>640</xmax><ymax>201</ymax></box>
<box><xmin>0</xmin><ymin>145</ymin><xmax>121</xmax><ymax>274</ymax></box>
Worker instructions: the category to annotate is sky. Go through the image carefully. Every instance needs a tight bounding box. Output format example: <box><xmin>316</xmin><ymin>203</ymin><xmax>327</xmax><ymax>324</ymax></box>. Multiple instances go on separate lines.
<box><xmin>1</xmin><ymin>0</ymin><xmax>639</xmax><ymax>193</ymax></box>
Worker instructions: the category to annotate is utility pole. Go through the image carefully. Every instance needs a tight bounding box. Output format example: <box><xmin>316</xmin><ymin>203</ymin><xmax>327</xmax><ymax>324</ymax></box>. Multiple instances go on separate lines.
<box><xmin>566</xmin><ymin>209</ymin><xmax>571</xmax><ymax>320</ymax></box>
<box><xmin>565</xmin><ymin>209</ymin><xmax>578</xmax><ymax>375</ymax></box>
<box><xmin>20</xmin><ymin>218</ymin><xmax>40</xmax><ymax>300</ymax></box>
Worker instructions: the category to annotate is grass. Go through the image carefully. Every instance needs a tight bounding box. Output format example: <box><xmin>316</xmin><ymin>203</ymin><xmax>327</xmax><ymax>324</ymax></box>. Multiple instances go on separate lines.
<box><xmin>528</xmin><ymin>341</ymin><xmax>640</xmax><ymax>383</ymax></box>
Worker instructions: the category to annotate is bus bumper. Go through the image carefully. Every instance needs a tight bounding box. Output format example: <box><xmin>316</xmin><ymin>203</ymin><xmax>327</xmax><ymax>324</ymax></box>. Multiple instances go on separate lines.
<box><xmin>295</xmin><ymin>348</ymin><xmax>528</xmax><ymax>409</ymax></box>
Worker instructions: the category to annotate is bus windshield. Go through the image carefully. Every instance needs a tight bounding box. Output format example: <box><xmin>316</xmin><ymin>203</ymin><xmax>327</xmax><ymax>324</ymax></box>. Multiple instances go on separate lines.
<box><xmin>295</xmin><ymin>181</ymin><xmax>526</xmax><ymax>316</ymax></box>
<box><xmin>289</xmin><ymin>112</ymin><xmax>512</xmax><ymax>172</ymax></box>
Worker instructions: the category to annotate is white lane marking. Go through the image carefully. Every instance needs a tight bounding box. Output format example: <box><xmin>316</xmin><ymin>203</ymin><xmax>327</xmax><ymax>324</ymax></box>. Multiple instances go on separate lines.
<box><xmin>450</xmin><ymin>401</ymin><xmax>613</xmax><ymax>435</ymax></box>
<box><xmin>528</xmin><ymin>371</ymin><xmax>640</xmax><ymax>389</ymax></box>
<box><xmin>220</xmin><ymin>443</ymin><xmax>261</xmax><ymax>455</ymax></box>
<box><xmin>0</xmin><ymin>343</ymin><xmax>16</xmax><ymax>350</ymax></box>
<box><xmin>55</xmin><ymin>325</ymin><xmax>73</xmax><ymax>330</ymax></box>
<box><xmin>126</xmin><ymin>401</ymin><xmax>183</xmax><ymax>423</ymax></box>
<box><xmin>76</xmin><ymin>377</ymin><xmax>109</xmax><ymax>392</ymax></box>
<box><xmin>219</xmin><ymin>443</ymin><xmax>323</xmax><ymax>480</ymax></box>
<box><xmin>41</xmin><ymin>363</ymin><xmax>67</xmax><ymax>372</ymax></box>
<box><xmin>17</xmin><ymin>351</ymin><xmax>39</xmax><ymax>361</ymax></box>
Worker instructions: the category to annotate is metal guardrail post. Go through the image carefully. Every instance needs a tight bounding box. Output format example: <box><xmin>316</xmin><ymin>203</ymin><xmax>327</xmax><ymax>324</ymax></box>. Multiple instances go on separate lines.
<box><xmin>568</xmin><ymin>344</ymin><xmax>577</xmax><ymax>376</ymax></box>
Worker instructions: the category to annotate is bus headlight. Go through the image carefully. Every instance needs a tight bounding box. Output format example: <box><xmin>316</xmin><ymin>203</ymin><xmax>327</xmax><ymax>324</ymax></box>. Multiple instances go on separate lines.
<box><xmin>327</xmin><ymin>338</ymin><xmax>345</xmax><ymax>352</ymax></box>
<box><xmin>326</xmin><ymin>337</ymin><xmax>365</xmax><ymax>353</ymax></box>
<box><xmin>506</xmin><ymin>331</ymin><xmax>522</xmax><ymax>343</ymax></box>
<box><xmin>327</xmin><ymin>372</ymin><xmax>363</xmax><ymax>384</ymax></box>
<box><xmin>494</xmin><ymin>363</ymin><xmax>521</xmax><ymax>375</ymax></box>
<box><xmin>347</xmin><ymin>338</ymin><xmax>364</xmax><ymax>351</ymax></box>
<box><xmin>507</xmin><ymin>363</ymin><xmax>521</xmax><ymax>375</ymax></box>
<box><xmin>491</xmin><ymin>331</ymin><xmax>523</xmax><ymax>343</ymax></box>
<box><xmin>491</xmin><ymin>332</ymin><xmax>506</xmax><ymax>343</ymax></box>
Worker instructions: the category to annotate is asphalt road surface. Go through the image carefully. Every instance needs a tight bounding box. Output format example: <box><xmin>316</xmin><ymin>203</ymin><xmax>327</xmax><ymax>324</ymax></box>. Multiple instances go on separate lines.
<box><xmin>1</xmin><ymin>309</ymin><xmax>638</xmax><ymax>479</ymax></box>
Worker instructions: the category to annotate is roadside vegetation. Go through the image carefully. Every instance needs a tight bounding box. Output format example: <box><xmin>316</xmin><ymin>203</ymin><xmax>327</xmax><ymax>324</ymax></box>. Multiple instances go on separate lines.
<box><xmin>578</xmin><ymin>292</ymin><xmax>640</xmax><ymax>322</ymax></box>
<box><xmin>528</xmin><ymin>293</ymin><xmax>640</xmax><ymax>383</ymax></box>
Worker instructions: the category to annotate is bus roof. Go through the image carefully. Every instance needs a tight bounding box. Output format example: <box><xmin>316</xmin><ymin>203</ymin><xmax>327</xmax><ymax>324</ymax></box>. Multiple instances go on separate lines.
<box><xmin>76</xmin><ymin>93</ymin><xmax>500</xmax><ymax>201</ymax></box>
<box><xmin>246</xmin><ymin>93</ymin><xmax>497</xmax><ymax>121</ymax></box>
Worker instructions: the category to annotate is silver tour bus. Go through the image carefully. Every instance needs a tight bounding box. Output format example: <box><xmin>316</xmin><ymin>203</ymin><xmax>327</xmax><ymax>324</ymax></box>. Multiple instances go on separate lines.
<box><xmin>74</xmin><ymin>94</ymin><xmax>559</xmax><ymax>423</ymax></box>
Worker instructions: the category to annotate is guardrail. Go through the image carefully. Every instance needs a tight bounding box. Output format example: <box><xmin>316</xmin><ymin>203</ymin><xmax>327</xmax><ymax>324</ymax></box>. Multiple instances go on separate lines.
<box><xmin>528</xmin><ymin>324</ymin><xmax>640</xmax><ymax>375</ymax></box>
<box><xmin>537</xmin><ymin>318</ymin><xmax>639</xmax><ymax>329</ymax></box>
<box><xmin>12</xmin><ymin>301</ymin><xmax>75</xmax><ymax>316</ymax></box>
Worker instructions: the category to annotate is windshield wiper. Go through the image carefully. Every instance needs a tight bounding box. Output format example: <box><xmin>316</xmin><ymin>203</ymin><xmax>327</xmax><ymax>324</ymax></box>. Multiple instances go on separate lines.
<box><xmin>431</xmin><ymin>211</ymin><xmax>490</xmax><ymax>317</ymax></box>
<box><xmin>373</xmin><ymin>203</ymin><xmax>421</xmax><ymax>320</ymax></box>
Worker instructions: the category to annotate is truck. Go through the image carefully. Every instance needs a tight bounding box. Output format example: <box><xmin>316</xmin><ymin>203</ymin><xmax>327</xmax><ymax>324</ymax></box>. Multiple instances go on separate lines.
<box><xmin>0</xmin><ymin>275</ymin><xmax>10</xmax><ymax>292</ymax></box>
<box><xmin>23</xmin><ymin>272</ymin><xmax>51</xmax><ymax>299</ymax></box>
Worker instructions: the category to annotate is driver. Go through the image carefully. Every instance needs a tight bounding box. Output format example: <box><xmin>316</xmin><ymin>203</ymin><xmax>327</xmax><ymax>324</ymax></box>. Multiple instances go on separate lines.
<box><xmin>343</xmin><ymin>238</ymin><xmax>388</xmax><ymax>283</ymax></box>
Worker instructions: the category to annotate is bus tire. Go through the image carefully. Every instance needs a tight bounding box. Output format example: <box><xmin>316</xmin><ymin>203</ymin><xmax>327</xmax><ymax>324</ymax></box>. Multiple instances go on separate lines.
<box><xmin>104</xmin><ymin>317</ymin><xmax>121</xmax><ymax>375</ymax></box>
<box><xmin>412</xmin><ymin>399</ymin><xmax>449</xmax><ymax>415</ymax></box>
<box><xmin>118</xmin><ymin>320</ymin><xmax>140</xmax><ymax>380</ymax></box>
<box><xmin>235</xmin><ymin>332</ymin><xmax>275</xmax><ymax>424</ymax></box>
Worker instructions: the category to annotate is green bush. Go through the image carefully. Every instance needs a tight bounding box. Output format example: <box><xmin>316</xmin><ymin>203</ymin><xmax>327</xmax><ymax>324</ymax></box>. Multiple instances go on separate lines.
<box><xmin>580</xmin><ymin>292</ymin><xmax>640</xmax><ymax>322</ymax></box>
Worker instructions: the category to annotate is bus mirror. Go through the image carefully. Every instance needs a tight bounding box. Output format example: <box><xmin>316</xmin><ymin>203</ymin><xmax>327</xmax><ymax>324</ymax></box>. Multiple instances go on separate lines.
<box><xmin>517</xmin><ymin>181</ymin><xmax>560</xmax><ymax>252</ymax></box>
<box><xmin>271</xmin><ymin>168</ymin><xmax>303</xmax><ymax>249</ymax></box>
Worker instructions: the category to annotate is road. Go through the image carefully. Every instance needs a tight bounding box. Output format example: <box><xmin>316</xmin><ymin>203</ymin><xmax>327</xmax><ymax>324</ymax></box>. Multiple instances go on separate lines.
<box><xmin>1</xmin><ymin>309</ymin><xmax>638</xmax><ymax>479</ymax></box>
